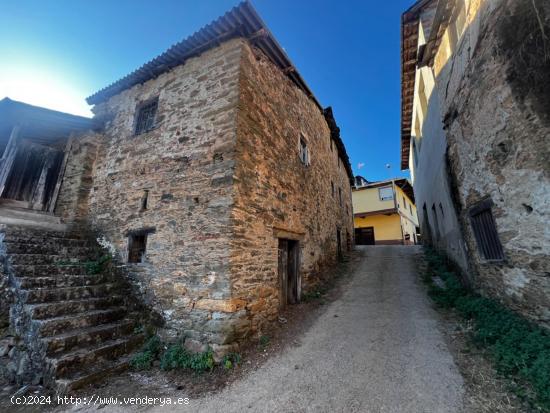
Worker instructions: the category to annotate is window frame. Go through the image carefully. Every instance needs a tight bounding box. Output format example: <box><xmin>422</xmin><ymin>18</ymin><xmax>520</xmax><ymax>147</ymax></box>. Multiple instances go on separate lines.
<box><xmin>469</xmin><ymin>198</ymin><xmax>505</xmax><ymax>262</ymax></box>
<box><xmin>298</xmin><ymin>134</ymin><xmax>310</xmax><ymax>166</ymax></box>
<box><xmin>134</xmin><ymin>97</ymin><xmax>159</xmax><ymax>136</ymax></box>
<box><xmin>378</xmin><ymin>186</ymin><xmax>394</xmax><ymax>201</ymax></box>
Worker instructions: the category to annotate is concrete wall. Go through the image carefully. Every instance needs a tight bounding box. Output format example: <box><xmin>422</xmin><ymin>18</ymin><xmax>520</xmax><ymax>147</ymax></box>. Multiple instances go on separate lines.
<box><xmin>410</xmin><ymin>0</ymin><xmax>550</xmax><ymax>325</ymax></box>
<box><xmin>354</xmin><ymin>214</ymin><xmax>402</xmax><ymax>243</ymax></box>
<box><xmin>230</xmin><ymin>41</ymin><xmax>354</xmax><ymax>337</ymax></box>
<box><xmin>353</xmin><ymin>186</ymin><xmax>395</xmax><ymax>214</ymax></box>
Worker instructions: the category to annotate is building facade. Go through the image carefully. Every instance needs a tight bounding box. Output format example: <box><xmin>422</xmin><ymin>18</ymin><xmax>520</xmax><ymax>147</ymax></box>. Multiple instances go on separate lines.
<box><xmin>352</xmin><ymin>177</ymin><xmax>419</xmax><ymax>245</ymax></box>
<box><xmin>0</xmin><ymin>2</ymin><xmax>353</xmax><ymax>389</ymax></box>
<box><xmin>401</xmin><ymin>0</ymin><xmax>550</xmax><ymax>326</ymax></box>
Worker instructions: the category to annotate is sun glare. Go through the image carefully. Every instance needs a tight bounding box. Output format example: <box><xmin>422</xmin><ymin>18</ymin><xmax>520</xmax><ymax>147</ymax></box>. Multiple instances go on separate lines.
<box><xmin>0</xmin><ymin>66</ymin><xmax>93</xmax><ymax>118</ymax></box>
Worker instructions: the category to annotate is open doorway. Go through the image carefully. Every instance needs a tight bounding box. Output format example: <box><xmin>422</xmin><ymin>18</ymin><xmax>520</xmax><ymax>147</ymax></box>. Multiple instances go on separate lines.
<box><xmin>278</xmin><ymin>239</ymin><xmax>300</xmax><ymax>309</ymax></box>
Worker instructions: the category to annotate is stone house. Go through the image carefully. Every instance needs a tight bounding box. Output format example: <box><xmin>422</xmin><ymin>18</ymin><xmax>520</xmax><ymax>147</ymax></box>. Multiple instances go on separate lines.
<box><xmin>352</xmin><ymin>177</ymin><xmax>419</xmax><ymax>245</ymax></box>
<box><xmin>401</xmin><ymin>0</ymin><xmax>550</xmax><ymax>326</ymax></box>
<box><xmin>0</xmin><ymin>1</ymin><xmax>353</xmax><ymax>390</ymax></box>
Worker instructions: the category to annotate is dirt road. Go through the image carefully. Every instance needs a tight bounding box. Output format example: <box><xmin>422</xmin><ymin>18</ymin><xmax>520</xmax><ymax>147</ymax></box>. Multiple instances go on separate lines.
<box><xmin>178</xmin><ymin>245</ymin><xmax>465</xmax><ymax>412</ymax></box>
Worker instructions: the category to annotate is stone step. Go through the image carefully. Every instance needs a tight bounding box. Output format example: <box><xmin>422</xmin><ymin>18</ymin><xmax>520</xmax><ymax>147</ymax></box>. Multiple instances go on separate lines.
<box><xmin>55</xmin><ymin>356</ymin><xmax>131</xmax><ymax>394</ymax></box>
<box><xmin>12</xmin><ymin>264</ymin><xmax>91</xmax><ymax>277</ymax></box>
<box><xmin>53</xmin><ymin>334</ymin><xmax>145</xmax><ymax>379</ymax></box>
<box><xmin>0</xmin><ymin>226</ymin><xmax>82</xmax><ymax>240</ymax></box>
<box><xmin>25</xmin><ymin>284</ymin><xmax>118</xmax><ymax>304</ymax></box>
<box><xmin>4</xmin><ymin>243</ymin><xmax>96</xmax><ymax>257</ymax></box>
<box><xmin>44</xmin><ymin>319</ymin><xmax>137</xmax><ymax>356</ymax></box>
<box><xmin>9</xmin><ymin>254</ymin><xmax>91</xmax><ymax>266</ymax></box>
<box><xmin>29</xmin><ymin>296</ymin><xmax>124</xmax><ymax>319</ymax></box>
<box><xmin>3</xmin><ymin>236</ymin><xmax>89</xmax><ymax>247</ymax></box>
<box><xmin>0</xmin><ymin>212</ymin><xmax>68</xmax><ymax>232</ymax></box>
<box><xmin>19</xmin><ymin>274</ymin><xmax>108</xmax><ymax>290</ymax></box>
<box><xmin>38</xmin><ymin>308</ymin><xmax>127</xmax><ymax>337</ymax></box>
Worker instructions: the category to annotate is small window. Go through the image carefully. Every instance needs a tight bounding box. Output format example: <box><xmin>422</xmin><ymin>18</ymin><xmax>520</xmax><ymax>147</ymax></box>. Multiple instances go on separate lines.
<box><xmin>403</xmin><ymin>196</ymin><xmax>407</xmax><ymax>209</ymax></box>
<box><xmin>409</xmin><ymin>203</ymin><xmax>413</xmax><ymax>214</ymax></box>
<box><xmin>135</xmin><ymin>98</ymin><xmax>158</xmax><ymax>135</ymax></box>
<box><xmin>331</xmin><ymin>181</ymin><xmax>335</xmax><ymax>197</ymax></box>
<box><xmin>378</xmin><ymin>186</ymin><xmax>393</xmax><ymax>201</ymax></box>
<box><xmin>299</xmin><ymin>136</ymin><xmax>309</xmax><ymax>165</ymax></box>
<box><xmin>128</xmin><ymin>234</ymin><xmax>147</xmax><ymax>263</ymax></box>
<box><xmin>439</xmin><ymin>202</ymin><xmax>444</xmax><ymax>218</ymax></box>
<box><xmin>140</xmin><ymin>190</ymin><xmax>149</xmax><ymax>211</ymax></box>
<box><xmin>469</xmin><ymin>199</ymin><xmax>504</xmax><ymax>261</ymax></box>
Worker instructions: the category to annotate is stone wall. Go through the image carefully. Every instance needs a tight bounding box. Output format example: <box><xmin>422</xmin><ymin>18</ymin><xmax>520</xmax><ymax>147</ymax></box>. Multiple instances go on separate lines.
<box><xmin>419</xmin><ymin>0</ymin><xmax>550</xmax><ymax>326</ymax></box>
<box><xmin>229</xmin><ymin>42</ymin><xmax>354</xmax><ymax>337</ymax></box>
<box><xmin>443</xmin><ymin>0</ymin><xmax>550</xmax><ymax>326</ymax></box>
<box><xmin>54</xmin><ymin>133</ymin><xmax>99</xmax><ymax>224</ymax></box>
<box><xmin>85</xmin><ymin>39</ymin><xmax>243</xmax><ymax>344</ymax></box>
<box><xmin>58</xmin><ymin>37</ymin><xmax>354</xmax><ymax>351</ymax></box>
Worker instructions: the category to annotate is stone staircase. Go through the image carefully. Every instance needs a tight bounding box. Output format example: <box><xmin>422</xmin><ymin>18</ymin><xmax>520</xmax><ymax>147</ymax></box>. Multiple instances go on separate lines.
<box><xmin>0</xmin><ymin>226</ymin><xmax>144</xmax><ymax>393</ymax></box>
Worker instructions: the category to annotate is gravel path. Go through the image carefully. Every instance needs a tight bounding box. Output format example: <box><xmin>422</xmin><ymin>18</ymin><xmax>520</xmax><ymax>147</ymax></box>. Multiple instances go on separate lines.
<box><xmin>175</xmin><ymin>245</ymin><xmax>465</xmax><ymax>413</ymax></box>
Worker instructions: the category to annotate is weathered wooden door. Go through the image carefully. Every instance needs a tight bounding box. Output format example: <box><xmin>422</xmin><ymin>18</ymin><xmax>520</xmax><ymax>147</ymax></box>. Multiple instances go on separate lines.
<box><xmin>0</xmin><ymin>140</ymin><xmax>64</xmax><ymax>211</ymax></box>
<box><xmin>337</xmin><ymin>229</ymin><xmax>343</xmax><ymax>261</ymax></box>
<box><xmin>278</xmin><ymin>239</ymin><xmax>300</xmax><ymax>309</ymax></box>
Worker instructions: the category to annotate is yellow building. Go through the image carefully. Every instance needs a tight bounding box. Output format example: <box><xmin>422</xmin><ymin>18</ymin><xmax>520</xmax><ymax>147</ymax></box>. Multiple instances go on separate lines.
<box><xmin>352</xmin><ymin>177</ymin><xmax>419</xmax><ymax>245</ymax></box>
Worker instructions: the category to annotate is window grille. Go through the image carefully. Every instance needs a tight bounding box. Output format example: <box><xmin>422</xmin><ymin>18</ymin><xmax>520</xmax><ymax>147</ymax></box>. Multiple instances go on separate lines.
<box><xmin>469</xmin><ymin>199</ymin><xmax>504</xmax><ymax>261</ymax></box>
<box><xmin>135</xmin><ymin>98</ymin><xmax>158</xmax><ymax>135</ymax></box>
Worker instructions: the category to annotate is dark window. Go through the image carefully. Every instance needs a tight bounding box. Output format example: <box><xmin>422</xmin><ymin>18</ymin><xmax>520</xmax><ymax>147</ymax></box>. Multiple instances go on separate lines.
<box><xmin>331</xmin><ymin>181</ymin><xmax>334</xmax><ymax>197</ymax></box>
<box><xmin>128</xmin><ymin>234</ymin><xmax>147</xmax><ymax>263</ymax></box>
<box><xmin>413</xmin><ymin>140</ymin><xmax>418</xmax><ymax>167</ymax></box>
<box><xmin>299</xmin><ymin>136</ymin><xmax>309</xmax><ymax>165</ymax></box>
<box><xmin>439</xmin><ymin>202</ymin><xmax>444</xmax><ymax>217</ymax></box>
<box><xmin>431</xmin><ymin>203</ymin><xmax>441</xmax><ymax>240</ymax></box>
<box><xmin>469</xmin><ymin>199</ymin><xmax>504</xmax><ymax>261</ymax></box>
<box><xmin>135</xmin><ymin>98</ymin><xmax>158</xmax><ymax>135</ymax></box>
<box><xmin>140</xmin><ymin>190</ymin><xmax>149</xmax><ymax>211</ymax></box>
<box><xmin>409</xmin><ymin>203</ymin><xmax>413</xmax><ymax>214</ymax></box>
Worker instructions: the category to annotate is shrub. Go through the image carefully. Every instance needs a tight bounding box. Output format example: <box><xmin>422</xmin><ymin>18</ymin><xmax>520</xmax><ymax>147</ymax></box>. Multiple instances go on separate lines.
<box><xmin>159</xmin><ymin>345</ymin><xmax>214</xmax><ymax>373</ymax></box>
<box><xmin>222</xmin><ymin>352</ymin><xmax>242</xmax><ymax>370</ymax></box>
<box><xmin>130</xmin><ymin>335</ymin><xmax>161</xmax><ymax>370</ymax></box>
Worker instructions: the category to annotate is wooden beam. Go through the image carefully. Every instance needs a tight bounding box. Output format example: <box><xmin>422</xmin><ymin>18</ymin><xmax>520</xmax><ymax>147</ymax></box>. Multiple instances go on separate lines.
<box><xmin>48</xmin><ymin>137</ymin><xmax>73</xmax><ymax>213</ymax></box>
<box><xmin>0</xmin><ymin>125</ymin><xmax>20</xmax><ymax>197</ymax></box>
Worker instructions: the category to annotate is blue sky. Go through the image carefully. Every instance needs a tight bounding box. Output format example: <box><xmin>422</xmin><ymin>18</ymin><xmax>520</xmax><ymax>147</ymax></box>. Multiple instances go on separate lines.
<box><xmin>0</xmin><ymin>0</ymin><xmax>412</xmax><ymax>181</ymax></box>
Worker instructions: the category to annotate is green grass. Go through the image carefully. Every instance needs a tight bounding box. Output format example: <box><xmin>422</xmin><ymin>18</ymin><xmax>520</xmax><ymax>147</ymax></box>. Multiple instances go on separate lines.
<box><xmin>423</xmin><ymin>247</ymin><xmax>550</xmax><ymax>411</ymax></box>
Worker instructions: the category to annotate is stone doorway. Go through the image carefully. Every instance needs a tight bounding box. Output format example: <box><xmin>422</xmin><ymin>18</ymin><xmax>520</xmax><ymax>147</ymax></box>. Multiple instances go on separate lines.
<box><xmin>278</xmin><ymin>239</ymin><xmax>300</xmax><ymax>309</ymax></box>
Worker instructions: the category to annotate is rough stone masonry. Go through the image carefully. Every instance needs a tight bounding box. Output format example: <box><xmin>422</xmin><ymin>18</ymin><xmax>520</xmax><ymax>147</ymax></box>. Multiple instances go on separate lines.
<box><xmin>54</xmin><ymin>31</ymin><xmax>354</xmax><ymax>355</ymax></box>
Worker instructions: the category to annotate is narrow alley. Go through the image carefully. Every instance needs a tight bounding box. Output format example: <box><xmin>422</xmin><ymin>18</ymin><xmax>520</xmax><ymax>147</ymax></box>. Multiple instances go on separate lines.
<box><xmin>185</xmin><ymin>246</ymin><xmax>464</xmax><ymax>412</ymax></box>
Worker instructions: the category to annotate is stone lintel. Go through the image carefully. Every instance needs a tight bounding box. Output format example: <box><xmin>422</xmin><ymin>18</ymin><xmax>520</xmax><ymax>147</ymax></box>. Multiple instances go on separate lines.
<box><xmin>194</xmin><ymin>298</ymin><xmax>246</xmax><ymax>313</ymax></box>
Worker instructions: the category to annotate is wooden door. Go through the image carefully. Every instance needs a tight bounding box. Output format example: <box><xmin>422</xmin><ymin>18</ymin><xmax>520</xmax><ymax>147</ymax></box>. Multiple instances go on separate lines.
<box><xmin>355</xmin><ymin>227</ymin><xmax>375</xmax><ymax>245</ymax></box>
<box><xmin>278</xmin><ymin>239</ymin><xmax>300</xmax><ymax>309</ymax></box>
<box><xmin>278</xmin><ymin>239</ymin><xmax>289</xmax><ymax>310</ymax></box>
<box><xmin>0</xmin><ymin>140</ymin><xmax>64</xmax><ymax>211</ymax></box>
<box><xmin>337</xmin><ymin>229</ymin><xmax>343</xmax><ymax>261</ymax></box>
